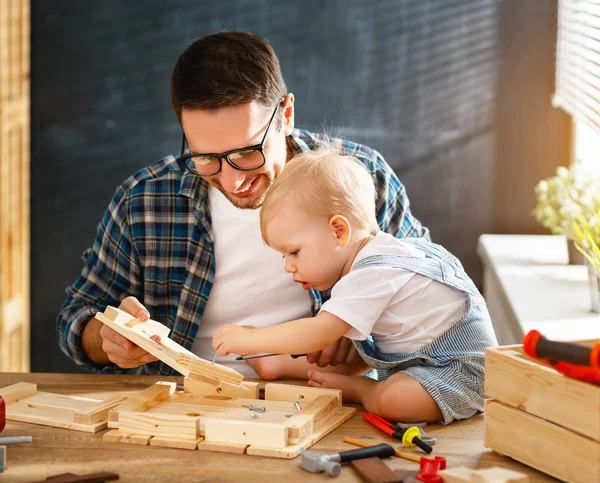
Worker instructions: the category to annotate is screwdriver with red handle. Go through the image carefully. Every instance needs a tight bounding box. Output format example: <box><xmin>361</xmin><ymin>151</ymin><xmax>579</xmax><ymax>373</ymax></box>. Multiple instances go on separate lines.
<box><xmin>362</xmin><ymin>413</ymin><xmax>433</xmax><ymax>454</ymax></box>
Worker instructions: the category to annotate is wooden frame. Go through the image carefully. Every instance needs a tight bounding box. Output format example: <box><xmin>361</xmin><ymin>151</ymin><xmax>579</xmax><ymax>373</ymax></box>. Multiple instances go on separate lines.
<box><xmin>95</xmin><ymin>306</ymin><xmax>245</xmax><ymax>389</ymax></box>
<box><xmin>0</xmin><ymin>382</ymin><xmax>127</xmax><ymax>433</ymax></box>
<box><xmin>484</xmin><ymin>342</ymin><xmax>600</xmax><ymax>483</ymax></box>
<box><xmin>104</xmin><ymin>378</ymin><xmax>355</xmax><ymax>458</ymax></box>
<box><xmin>0</xmin><ymin>0</ymin><xmax>30</xmax><ymax>372</ymax></box>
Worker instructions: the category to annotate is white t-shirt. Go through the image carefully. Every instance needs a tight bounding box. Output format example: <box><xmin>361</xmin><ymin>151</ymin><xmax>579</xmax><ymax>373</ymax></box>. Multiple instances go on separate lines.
<box><xmin>321</xmin><ymin>231</ymin><xmax>468</xmax><ymax>353</ymax></box>
<box><xmin>190</xmin><ymin>185</ymin><xmax>312</xmax><ymax>377</ymax></box>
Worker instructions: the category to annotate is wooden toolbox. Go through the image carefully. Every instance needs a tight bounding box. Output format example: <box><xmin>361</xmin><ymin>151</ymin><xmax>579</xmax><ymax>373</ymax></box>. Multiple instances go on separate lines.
<box><xmin>484</xmin><ymin>342</ymin><xmax>600</xmax><ymax>483</ymax></box>
<box><xmin>104</xmin><ymin>377</ymin><xmax>355</xmax><ymax>458</ymax></box>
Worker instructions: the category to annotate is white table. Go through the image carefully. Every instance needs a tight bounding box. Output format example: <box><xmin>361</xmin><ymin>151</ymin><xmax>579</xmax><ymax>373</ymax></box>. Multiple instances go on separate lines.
<box><xmin>477</xmin><ymin>234</ymin><xmax>600</xmax><ymax>345</ymax></box>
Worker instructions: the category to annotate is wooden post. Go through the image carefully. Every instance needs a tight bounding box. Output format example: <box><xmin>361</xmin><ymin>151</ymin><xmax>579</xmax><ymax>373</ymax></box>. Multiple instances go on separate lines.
<box><xmin>0</xmin><ymin>0</ymin><xmax>30</xmax><ymax>372</ymax></box>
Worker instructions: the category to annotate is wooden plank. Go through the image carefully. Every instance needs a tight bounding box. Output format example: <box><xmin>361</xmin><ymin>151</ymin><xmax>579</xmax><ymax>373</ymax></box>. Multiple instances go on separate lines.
<box><xmin>102</xmin><ymin>429</ymin><xmax>151</xmax><ymax>446</ymax></box>
<box><xmin>177</xmin><ymin>355</ymin><xmax>244</xmax><ymax>385</ymax></box>
<box><xmin>149</xmin><ymin>435</ymin><xmax>204</xmax><ymax>450</ymax></box>
<box><xmin>0</xmin><ymin>382</ymin><xmax>36</xmax><ymax>404</ymax></box>
<box><xmin>118</xmin><ymin>410</ymin><xmax>200</xmax><ymax>440</ymax></box>
<box><xmin>196</xmin><ymin>440</ymin><xmax>248</xmax><ymax>454</ymax></box>
<box><xmin>265</xmin><ymin>383</ymin><xmax>341</xmax><ymax>407</ymax></box>
<box><xmin>183</xmin><ymin>376</ymin><xmax>256</xmax><ymax>397</ymax></box>
<box><xmin>351</xmin><ymin>457</ymin><xmax>399</xmax><ymax>483</ymax></box>
<box><xmin>108</xmin><ymin>381</ymin><xmax>175</xmax><ymax>425</ymax></box>
<box><xmin>285</xmin><ymin>395</ymin><xmax>337</xmax><ymax>444</ymax></box>
<box><xmin>20</xmin><ymin>391</ymin><xmax>100</xmax><ymax>413</ymax></box>
<box><xmin>484</xmin><ymin>400</ymin><xmax>600</xmax><ymax>483</ymax></box>
<box><xmin>73</xmin><ymin>396</ymin><xmax>128</xmax><ymax>424</ymax></box>
<box><xmin>246</xmin><ymin>406</ymin><xmax>356</xmax><ymax>459</ymax></box>
<box><xmin>485</xmin><ymin>344</ymin><xmax>600</xmax><ymax>441</ymax></box>
<box><xmin>204</xmin><ymin>418</ymin><xmax>288</xmax><ymax>449</ymax></box>
<box><xmin>7</xmin><ymin>401</ymin><xmax>106</xmax><ymax>433</ymax></box>
<box><xmin>470</xmin><ymin>467</ymin><xmax>529</xmax><ymax>482</ymax></box>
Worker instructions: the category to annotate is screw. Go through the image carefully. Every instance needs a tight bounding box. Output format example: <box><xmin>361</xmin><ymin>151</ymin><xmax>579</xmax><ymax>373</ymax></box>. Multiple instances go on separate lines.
<box><xmin>294</xmin><ymin>401</ymin><xmax>301</xmax><ymax>412</ymax></box>
<box><xmin>285</xmin><ymin>414</ymin><xmax>293</xmax><ymax>418</ymax></box>
<box><xmin>251</xmin><ymin>413</ymin><xmax>258</xmax><ymax>419</ymax></box>
<box><xmin>242</xmin><ymin>404</ymin><xmax>266</xmax><ymax>413</ymax></box>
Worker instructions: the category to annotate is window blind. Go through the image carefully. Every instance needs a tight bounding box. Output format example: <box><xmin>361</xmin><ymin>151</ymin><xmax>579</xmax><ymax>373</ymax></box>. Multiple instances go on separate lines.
<box><xmin>554</xmin><ymin>0</ymin><xmax>600</xmax><ymax>134</ymax></box>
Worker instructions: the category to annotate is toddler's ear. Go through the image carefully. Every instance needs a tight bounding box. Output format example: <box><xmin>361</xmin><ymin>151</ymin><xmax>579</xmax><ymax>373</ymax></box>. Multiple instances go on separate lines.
<box><xmin>329</xmin><ymin>215</ymin><xmax>351</xmax><ymax>247</ymax></box>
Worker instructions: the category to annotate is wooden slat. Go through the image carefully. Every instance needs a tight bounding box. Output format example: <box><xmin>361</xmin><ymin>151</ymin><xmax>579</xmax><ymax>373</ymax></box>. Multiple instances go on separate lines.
<box><xmin>196</xmin><ymin>440</ymin><xmax>248</xmax><ymax>454</ymax></box>
<box><xmin>73</xmin><ymin>395</ymin><xmax>128</xmax><ymax>424</ymax></box>
<box><xmin>265</xmin><ymin>383</ymin><xmax>341</xmax><ymax>407</ymax></box>
<box><xmin>149</xmin><ymin>435</ymin><xmax>204</xmax><ymax>450</ymax></box>
<box><xmin>183</xmin><ymin>376</ymin><xmax>256</xmax><ymax>398</ymax></box>
<box><xmin>204</xmin><ymin>418</ymin><xmax>288</xmax><ymax>449</ymax></box>
<box><xmin>108</xmin><ymin>381</ymin><xmax>175</xmax><ymax>425</ymax></box>
<box><xmin>7</xmin><ymin>401</ymin><xmax>106</xmax><ymax>433</ymax></box>
<box><xmin>0</xmin><ymin>382</ymin><xmax>36</xmax><ymax>404</ymax></box>
<box><xmin>118</xmin><ymin>411</ymin><xmax>200</xmax><ymax>441</ymax></box>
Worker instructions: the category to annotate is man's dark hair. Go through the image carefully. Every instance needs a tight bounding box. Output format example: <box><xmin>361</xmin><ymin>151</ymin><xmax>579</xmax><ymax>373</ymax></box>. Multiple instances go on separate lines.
<box><xmin>171</xmin><ymin>31</ymin><xmax>287</xmax><ymax>124</ymax></box>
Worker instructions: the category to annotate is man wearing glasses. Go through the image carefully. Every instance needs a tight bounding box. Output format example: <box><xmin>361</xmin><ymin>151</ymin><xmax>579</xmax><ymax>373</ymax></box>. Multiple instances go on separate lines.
<box><xmin>57</xmin><ymin>31</ymin><xmax>429</xmax><ymax>379</ymax></box>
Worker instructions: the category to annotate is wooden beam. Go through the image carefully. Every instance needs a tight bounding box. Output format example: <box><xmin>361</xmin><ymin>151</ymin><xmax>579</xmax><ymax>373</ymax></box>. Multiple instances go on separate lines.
<box><xmin>264</xmin><ymin>383</ymin><xmax>341</xmax><ymax>407</ymax></box>
<box><xmin>73</xmin><ymin>396</ymin><xmax>127</xmax><ymax>424</ymax></box>
<box><xmin>108</xmin><ymin>381</ymin><xmax>175</xmax><ymax>426</ymax></box>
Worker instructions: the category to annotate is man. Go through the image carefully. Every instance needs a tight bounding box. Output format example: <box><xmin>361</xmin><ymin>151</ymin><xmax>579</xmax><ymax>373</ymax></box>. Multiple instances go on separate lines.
<box><xmin>57</xmin><ymin>31</ymin><xmax>428</xmax><ymax>378</ymax></box>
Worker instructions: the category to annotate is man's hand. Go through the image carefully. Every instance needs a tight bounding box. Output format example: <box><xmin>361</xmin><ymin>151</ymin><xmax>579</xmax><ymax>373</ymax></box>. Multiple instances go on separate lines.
<box><xmin>84</xmin><ymin>296</ymin><xmax>160</xmax><ymax>368</ymax></box>
<box><xmin>212</xmin><ymin>324</ymin><xmax>255</xmax><ymax>356</ymax></box>
<box><xmin>306</xmin><ymin>337</ymin><xmax>360</xmax><ymax>367</ymax></box>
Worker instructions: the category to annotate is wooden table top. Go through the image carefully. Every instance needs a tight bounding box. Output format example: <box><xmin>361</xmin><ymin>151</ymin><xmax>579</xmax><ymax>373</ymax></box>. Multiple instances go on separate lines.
<box><xmin>0</xmin><ymin>373</ymin><xmax>558</xmax><ymax>482</ymax></box>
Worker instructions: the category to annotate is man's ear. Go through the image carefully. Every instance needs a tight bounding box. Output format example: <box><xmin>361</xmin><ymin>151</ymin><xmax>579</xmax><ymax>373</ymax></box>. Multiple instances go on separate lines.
<box><xmin>282</xmin><ymin>93</ymin><xmax>295</xmax><ymax>136</ymax></box>
<box><xmin>329</xmin><ymin>215</ymin><xmax>352</xmax><ymax>247</ymax></box>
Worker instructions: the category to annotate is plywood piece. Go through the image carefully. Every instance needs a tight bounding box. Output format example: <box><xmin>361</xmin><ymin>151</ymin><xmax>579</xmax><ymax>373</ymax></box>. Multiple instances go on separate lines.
<box><xmin>246</xmin><ymin>406</ymin><xmax>356</xmax><ymax>458</ymax></box>
<box><xmin>0</xmin><ymin>382</ymin><xmax>36</xmax><ymax>404</ymax></box>
<box><xmin>485</xmin><ymin>344</ymin><xmax>600</xmax><ymax>441</ymax></box>
<box><xmin>484</xmin><ymin>400</ymin><xmax>599</xmax><ymax>483</ymax></box>
<box><xmin>184</xmin><ymin>376</ymin><xmax>256</xmax><ymax>397</ymax></box>
<box><xmin>118</xmin><ymin>410</ymin><xmax>200</xmax><ymax>440</ymax></box>
<box><xmin>73</xmin><ymin>396</ymin><xmax>127</xmax><ymax>424</ymax></box>
<box><xmin>204</xmin><ymin>418</ymin><xmax>288</xmax><ymax>448</ymax></box>
<box><xmin>150</xmin><ymin>435</ymin><xmax>204</xmax><ymax>450</ymax></box>
<box><xmin>96</xmin><ymin>306</ymin><xmax>243</xmax><ymax>386</ymax></box>
<box><xmin>196</xmin><ymin>440</ymin><xmax>248</xmax><ymax>454</ymax></box>
<box><xmin>264</xmin><ymin>383</ymin><xmax>341</xmax><ymax>407</ymax></box>
<box><xmin>108</xmin><ymin>381</ymin><xmax>174</xmax><ymax>425</ymax></box>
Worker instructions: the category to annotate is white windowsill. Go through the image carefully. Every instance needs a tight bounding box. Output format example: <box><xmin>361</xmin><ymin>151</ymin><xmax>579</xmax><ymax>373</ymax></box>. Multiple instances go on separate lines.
<box><xmin>477</xmin><ymin>234</ymin><xmax>600</xmax><ymax>345</ymax></box>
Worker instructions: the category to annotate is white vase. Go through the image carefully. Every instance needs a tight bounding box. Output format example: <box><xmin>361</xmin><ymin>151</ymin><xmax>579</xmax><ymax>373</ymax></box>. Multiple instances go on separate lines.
<box><xmin>586</xmin><ymin>261</ymin><xmax>600</xmax><ymax>313</ymax></box>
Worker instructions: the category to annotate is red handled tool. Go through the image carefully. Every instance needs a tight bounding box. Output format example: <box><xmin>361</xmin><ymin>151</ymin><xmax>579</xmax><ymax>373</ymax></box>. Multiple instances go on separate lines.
<box><xmin>523</xmin><ymin>330</ymin><xmax>600</xmax><ymax>384</ymax></box>
<box><xmin>0</xmin><ymin>396</ymin><xmax>5</xmax><ymax>433</ymax></box>
<box><xmin>362</xmin><ymin>413</ymin><xmax>433</xmax><ymax>454</ymax></box>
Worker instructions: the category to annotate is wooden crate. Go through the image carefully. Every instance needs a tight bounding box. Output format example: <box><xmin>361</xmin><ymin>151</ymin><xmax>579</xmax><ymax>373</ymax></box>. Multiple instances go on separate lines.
<box><xmin>484</xmin><ymin>343</ymin><xmax>600</xmax><ymax>482</ymax></box>
<box><xmin>0</xmin><ymin>0</ymin><xmax>30</xmax><ymax>372</ymax></box>
<box><xmin>0</xmin><ymin>382</ymin><xmax>127</xmax><ymax>433</ymax></box>
<box><xmin>105</xmin><ymin>378</ymin><xmax>356</xmax><ymax>458</ymax></box>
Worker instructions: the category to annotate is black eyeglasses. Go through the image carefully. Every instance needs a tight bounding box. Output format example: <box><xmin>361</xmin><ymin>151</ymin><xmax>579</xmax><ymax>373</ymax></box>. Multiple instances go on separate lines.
<box><xmin>178</xmin><ymin>101</ymin><xmax>282</xmax><ymax>177</ymax></box>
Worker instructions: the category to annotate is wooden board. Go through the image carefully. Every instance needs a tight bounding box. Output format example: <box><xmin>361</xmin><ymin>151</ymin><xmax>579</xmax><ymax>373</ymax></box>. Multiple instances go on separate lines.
<box><xmin>95</xmin><ymin>306</ymin><xmax>244</xmax><ymax>386</ymax></box>
<box><xmin>484</xmin><ymin>400</ymin><xmax>600</xmax><ymax>483</ymax></box>
<box><xmin>485</xmin><ymin>342</ymin><xmax>600</xmax><ymax>441</ymax></box>
<box><xmin>0</xmin><ymin>382</ymin><xmax>126</xmax><ymax>433</ymax></box>
<box><xmin>107</xmin><ymin>379</ymin><xmax>356</xmax><ymax>458</ymax></box>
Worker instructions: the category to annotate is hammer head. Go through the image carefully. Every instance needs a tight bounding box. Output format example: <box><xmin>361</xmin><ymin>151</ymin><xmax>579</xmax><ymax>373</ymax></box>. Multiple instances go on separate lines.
<box><xmin>300</xmin><ymin>448</ymin><xmax>341</xmax><ymax>477</ymax></box>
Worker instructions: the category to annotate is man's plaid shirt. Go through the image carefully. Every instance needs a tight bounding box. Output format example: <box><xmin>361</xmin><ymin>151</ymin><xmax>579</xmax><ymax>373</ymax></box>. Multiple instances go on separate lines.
<box><xmin>56</xmin><ymin>129</ymin><xmax>429</xmax><ymax>374</ymax></box>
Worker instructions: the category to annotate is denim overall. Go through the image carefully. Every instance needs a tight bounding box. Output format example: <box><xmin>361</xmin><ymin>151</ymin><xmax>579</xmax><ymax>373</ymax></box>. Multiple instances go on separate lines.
<box><xmin>350</xmin><ymin>238</ymin><xmax>498</xmax><ymax>424</ymax></box>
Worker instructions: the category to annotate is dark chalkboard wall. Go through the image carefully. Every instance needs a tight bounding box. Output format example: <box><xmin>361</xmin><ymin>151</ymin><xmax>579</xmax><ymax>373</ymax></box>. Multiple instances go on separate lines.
<box><xmin>31</xmin><ymin>0</ymin><xmax>568</xmax><ymax>372</ymax></box>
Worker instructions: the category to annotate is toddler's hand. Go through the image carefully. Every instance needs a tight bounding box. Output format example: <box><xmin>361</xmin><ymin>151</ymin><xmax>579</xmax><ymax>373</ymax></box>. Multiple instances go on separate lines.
<box><xmin>212</xmin><ymin>324</ymin><xmax>254</xmax><ymax>356</ymax></box>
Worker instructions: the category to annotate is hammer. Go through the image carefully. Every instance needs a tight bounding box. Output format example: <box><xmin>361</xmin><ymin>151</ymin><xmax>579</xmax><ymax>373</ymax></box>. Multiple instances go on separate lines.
<box><xmin>300</xmin><ymin>443</ymin><xmax>396</xmax><ymax>477</ymax></box>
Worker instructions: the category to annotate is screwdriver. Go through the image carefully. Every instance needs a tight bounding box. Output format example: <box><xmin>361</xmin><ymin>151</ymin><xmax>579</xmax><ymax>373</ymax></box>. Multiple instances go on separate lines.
<box><xmin>362</xmin><ymin>413</ymin><xmax>433</xmax><ymax>454</ymax></box>
<box><xmin>235</xmin><ymin>353</ymin><xmax>308</xmax><ymax>361</ymax></box>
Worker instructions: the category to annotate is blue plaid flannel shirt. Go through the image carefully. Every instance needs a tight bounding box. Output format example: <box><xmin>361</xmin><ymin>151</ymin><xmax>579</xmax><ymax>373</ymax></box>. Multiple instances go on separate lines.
<box><xmin>56</xmin><ymin>129</ymin><xmax>430</xmax><ymax>374</ymax></box>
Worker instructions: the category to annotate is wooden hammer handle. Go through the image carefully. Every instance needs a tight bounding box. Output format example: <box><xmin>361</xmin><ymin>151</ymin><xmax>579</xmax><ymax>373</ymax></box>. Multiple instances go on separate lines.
<box><xmin>343</xmin><ymin>436</ymin><xmax>421</xmax><ymax>463</ymax></box>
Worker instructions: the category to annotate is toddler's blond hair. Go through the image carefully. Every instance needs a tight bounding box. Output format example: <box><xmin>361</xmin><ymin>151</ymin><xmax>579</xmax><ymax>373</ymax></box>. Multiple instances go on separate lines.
<box><xmin>260</xmin><ymin>145</ymin><xmax>379</xmax><ymax>246</ymax></box>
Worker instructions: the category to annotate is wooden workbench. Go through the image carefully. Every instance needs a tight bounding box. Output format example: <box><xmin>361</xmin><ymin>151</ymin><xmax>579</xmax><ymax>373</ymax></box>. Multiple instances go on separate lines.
<box><xmin>0</xmin><ymin>373</ymin><xmax>559</xmax><ymax>482</ymax></box>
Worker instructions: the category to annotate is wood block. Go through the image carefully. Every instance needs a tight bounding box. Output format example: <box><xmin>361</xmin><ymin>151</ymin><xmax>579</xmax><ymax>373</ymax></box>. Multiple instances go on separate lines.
<box><xmin>197</xmin><ymin>440</ymin><xmax>248</xmax><ymax>454</ymax></box>
<box><xmin>351</xmin><ymin>457</ymin><xmax>400</xmax><ymax>483</ymax></box>
<box><xmin>264</xmin><ymin>383</ymin><xmax>342</xmax><ymax>407</ymax></box>
<box><xmin>246</xmin><ymin>406</ymin><xmax>356</xmax><ymax>458</ymax></box>
<box><xmin>470</xmin><ymin>467</ymin><xmax>529</xmax><ymax>482</ymax></box>
<box><xmin>204</xmin><ymin>418</ymin><xmax>288</xmax><ymax>449</ymax></box>
<box><xmin>438</xmin><ymin>466</ymin><xmax>476</xmax><ymax>482</ymax></box>
<box><xmin>484</xmin><ymin>400</ymin><xmax>600</xmax><ymax>483</ymax></box>
<box><xmin>285</xmin><ymin>395</ymin><xmax>337</xmax><ymax>444</ymax></box>
<box><xmin>73</xmin><ymin>396</ymin><xmax>127</xmax><ymax>424</ymax></box>
<box><xmin>7</xmin><ymin>401</ymin><xmax>106</xmax><ymax>432</ymax></box>
<box><xmin>108</xmin><ymin>381</ymin><xmax>175</xmax><ymax>424</ymax></box>
<box><xmin>150</xmin><ymin>435</ymin><xmax>204</xmax><ymax>450</ymax></box>
<box><xmin>485</xmin><ymin>344</ymin><xmax>600</xmax><ymax>441</ymax></box>
<box><xmin>118</xmin><ymin>410</ymin><xmax>200</xmax><ymax>440</ymax></box>
<box><xmin>0</xmin><ymin>382</ymin><xmax>36</xmax><ymax>404</ymax></box>
<box><xmin>183</xmin><ymin>376</ymin><xmax>256</xmax><ymax>397</ymax></box>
